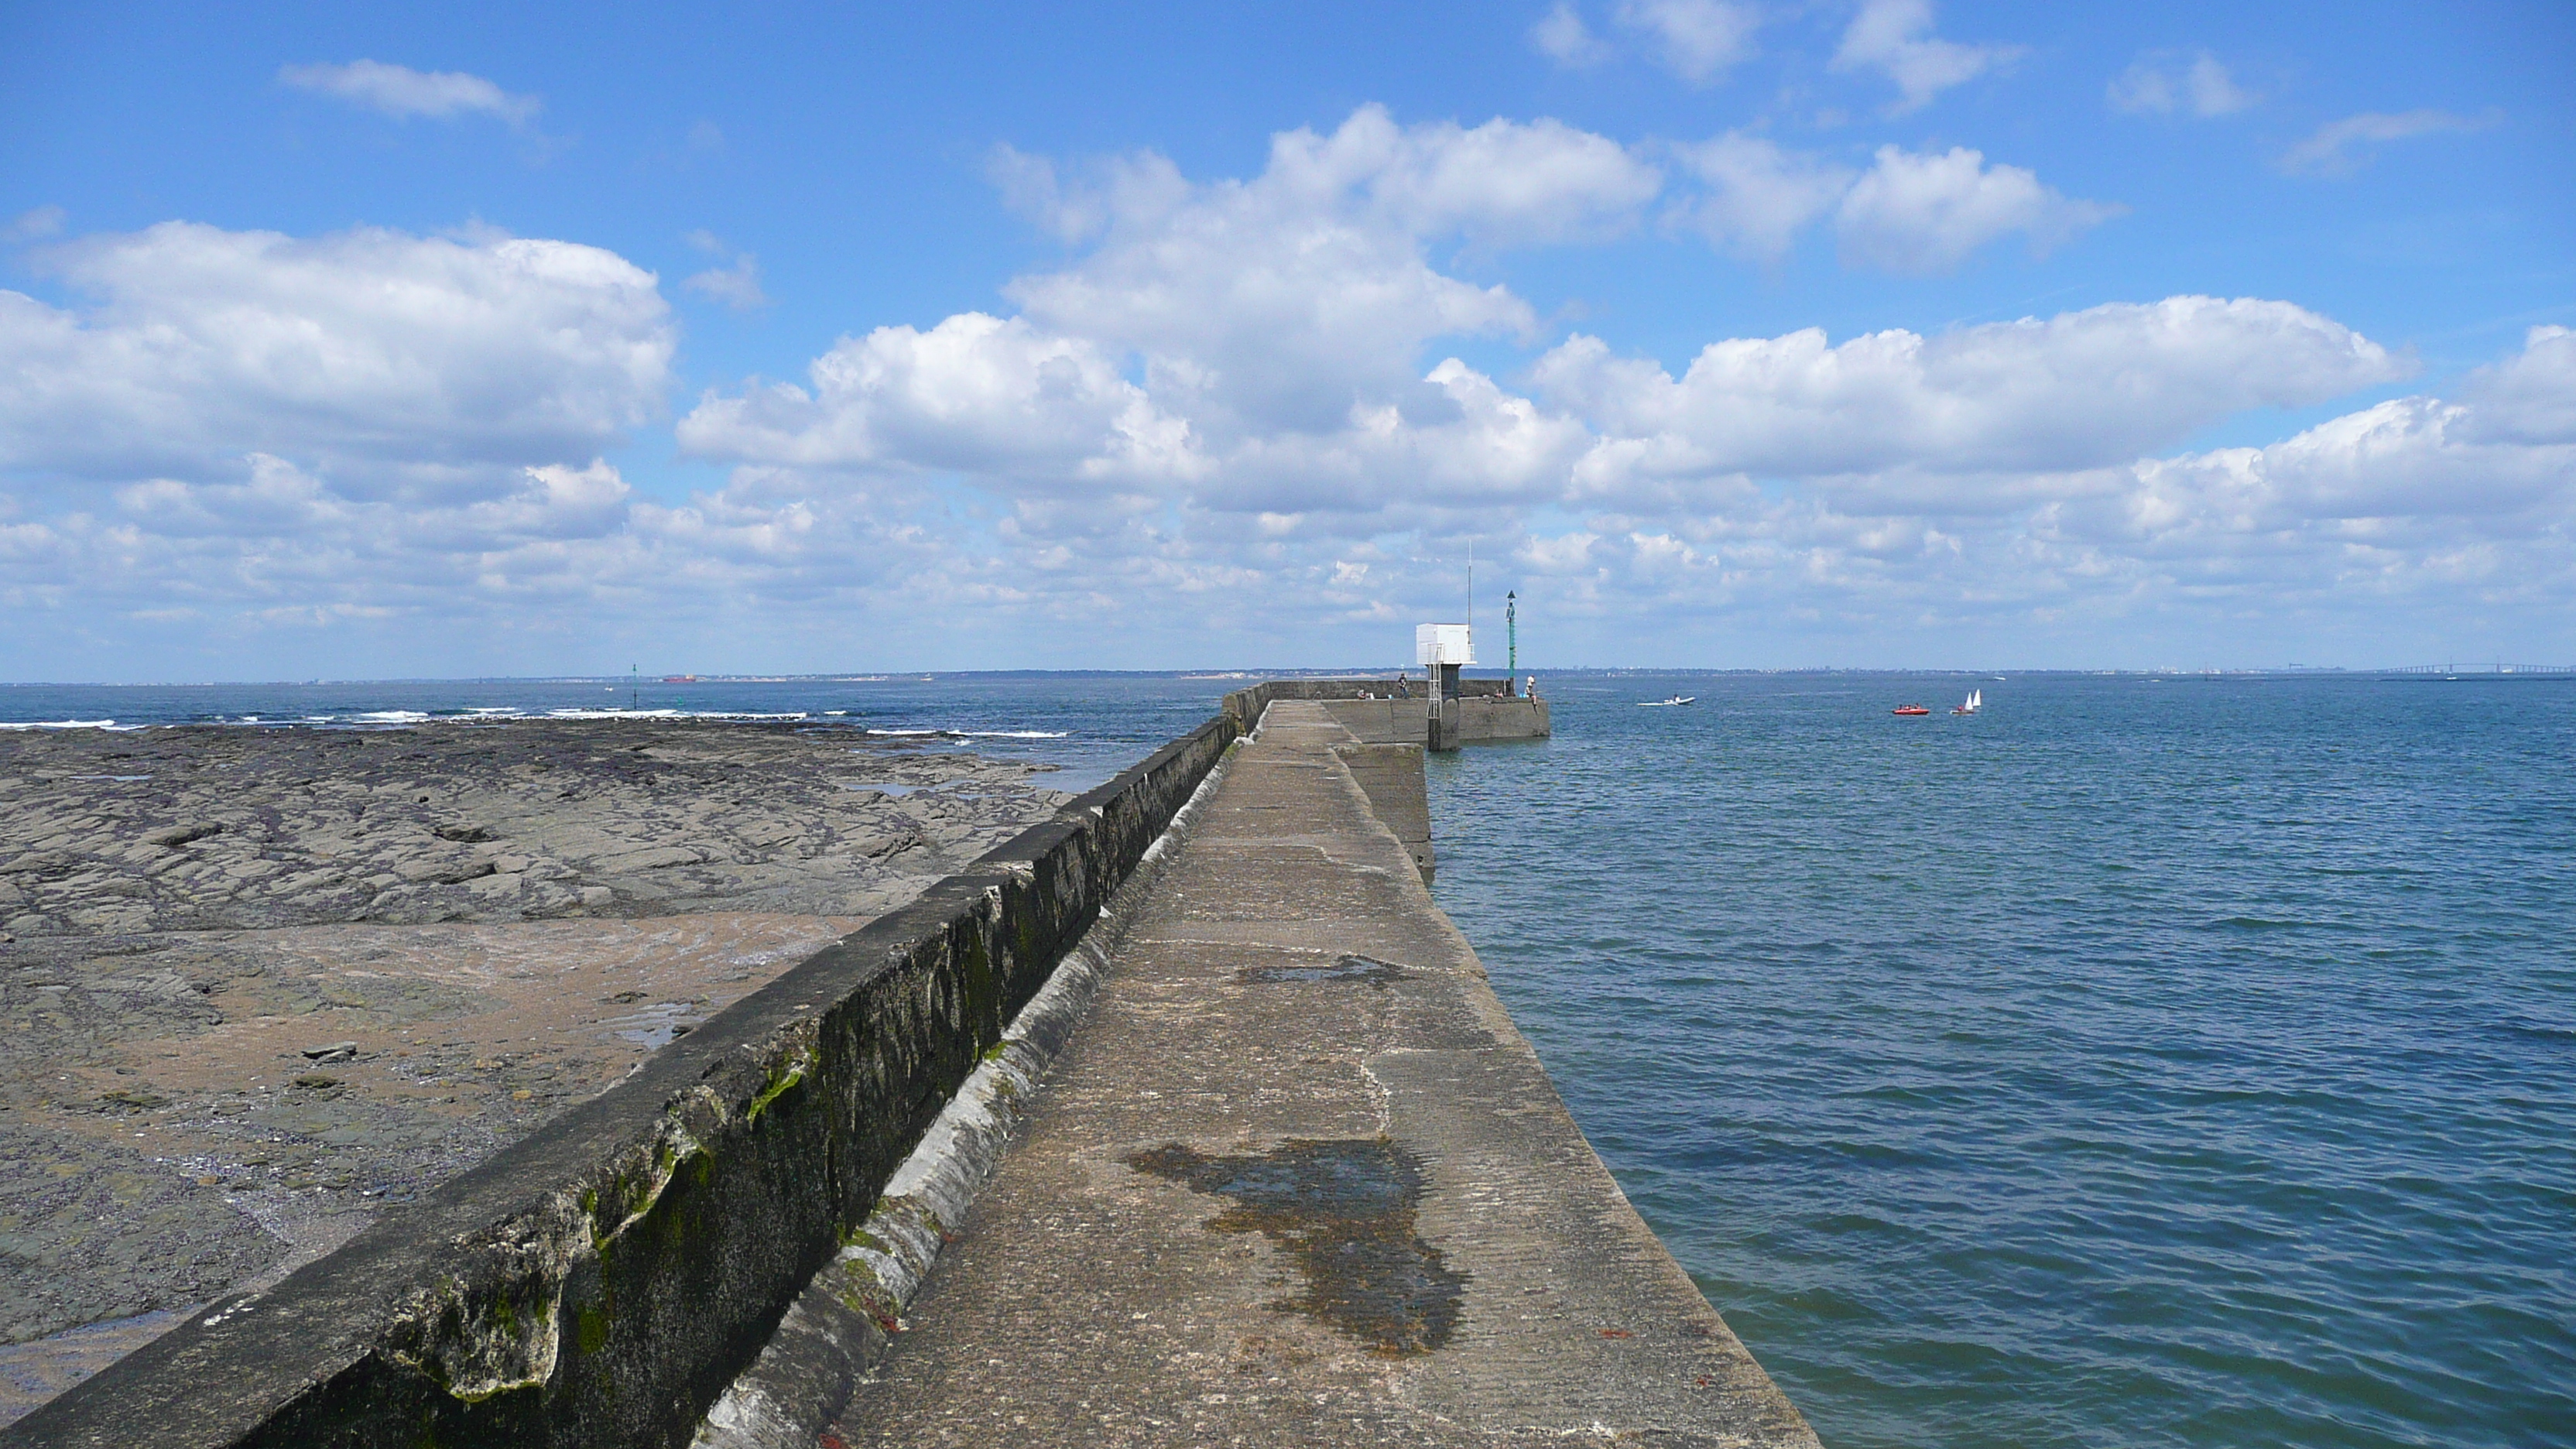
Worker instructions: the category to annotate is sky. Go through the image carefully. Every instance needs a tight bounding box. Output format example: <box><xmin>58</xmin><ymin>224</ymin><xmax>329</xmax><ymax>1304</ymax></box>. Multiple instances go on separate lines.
<box><xmin>2</xmin><ymin>1</ymin><xmax>2570</xmax><ymax>679</ymax></box>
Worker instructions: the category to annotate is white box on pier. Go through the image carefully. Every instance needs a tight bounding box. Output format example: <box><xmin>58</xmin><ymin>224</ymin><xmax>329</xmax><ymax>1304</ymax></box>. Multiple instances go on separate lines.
<box><xmin>1415</xmin><ymin>623</ymin><xmax>1474</xmax><ymax>666</ymax></box>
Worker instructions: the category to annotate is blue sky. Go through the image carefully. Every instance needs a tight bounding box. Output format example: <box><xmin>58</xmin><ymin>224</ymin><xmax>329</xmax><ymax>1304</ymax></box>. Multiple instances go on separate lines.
<box><xmin>2</xmin><ymin>1</ymin><xmax>2570</xmax><ymax>677</ymax></box>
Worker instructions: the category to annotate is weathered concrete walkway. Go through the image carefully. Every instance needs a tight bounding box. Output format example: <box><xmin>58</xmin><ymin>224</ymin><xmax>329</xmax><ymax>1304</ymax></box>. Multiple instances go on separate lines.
<box><xmin>829</xmin><ymin>702</ymin><xmax>1816</xmax><ymax>1447</ymax></box>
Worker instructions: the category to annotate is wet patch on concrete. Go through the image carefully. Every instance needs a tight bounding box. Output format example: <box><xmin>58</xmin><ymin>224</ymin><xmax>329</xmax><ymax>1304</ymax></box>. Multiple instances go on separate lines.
<box><xmin>1125</xmin><ymin>1137</ymin><xmax>1464</xmax><ymax>1356</ymax></box>
<box><xmin>1235</xmin><ymin>953</ymin><xmax>1406</xmax><ymax>985</ymax></box>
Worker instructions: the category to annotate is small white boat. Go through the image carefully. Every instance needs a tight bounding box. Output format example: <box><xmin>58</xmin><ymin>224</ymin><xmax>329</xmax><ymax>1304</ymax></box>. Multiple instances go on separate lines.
<box><xmin>1951</xmin><ymin>689</ymin><xmax>1982</xmax><ymax>716</ymax></box>
<box><xmin>1639</xmin><ymin>695</ymin><xmax>1697</xmax><ymax>707</ymax></box>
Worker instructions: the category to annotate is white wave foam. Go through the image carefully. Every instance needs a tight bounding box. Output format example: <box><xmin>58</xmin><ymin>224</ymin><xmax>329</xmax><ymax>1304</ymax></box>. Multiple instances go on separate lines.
<box><xmin>0</xmin><ymin>718</ymin><xmax>118</xmax><ymax>731</ymax></box>
<box><xmin>865</xmin><ymin>727</ymin><xmax>1070</xmax><ymax>739</ymax></box>
<box><xmin>543</xmin><ymin>708</ymin><xmax>810</xmax><ymax>721</ymax></box>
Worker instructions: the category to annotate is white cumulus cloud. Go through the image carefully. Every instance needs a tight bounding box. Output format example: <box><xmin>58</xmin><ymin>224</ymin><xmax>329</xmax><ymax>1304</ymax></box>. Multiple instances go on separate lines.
<box><xmin>10</xmin><ymin>308</ymin><xmax>2565</xmax><ymax>672</ymax></box>
<box><xmin>1671</xmin><ymin>133</ymin><xmax>1856</xmax><ymax>260</ymax></box>
<box><xmin>1532</xmin><ymin>296</ymin><xmax>2411</xmax><ymax>488</ymax></box>
<box><xmin>1530</xmin><ymin>3</ymin><xmax>1613</xmax><ymax>67</ymax></box>
<box><xmin>1834</xmin><ymin>145</ymin><xmax>2121</xmax><ymax>272</ymax></box>
<box><xmin>278</xmin><ymin>60</ymin><xmax>540</xmax><ymax>126</ymax></box>
<box><xmin>995</xmin><ymin>106</ymin><xmax>1653</xmax><ymax>435</ymax></box>
<box><xmin>7</xmin><ymin>104</ymin><xmax>2563</xmax><ymax>673</ymax></box>
<box><xmin>659</xmin><ymin>113</ymin><xmax>2471</xmax><ymax>663</ymax></box>
<box><xmin>2108</xmin><ymin>51</ymin><xmax>2256</xmax><ymax>118</ymax></box>
<box><xmin>680</xmin><ymin>230</ymin><xmax>769</xmax><ymax>311</ymax></box>
<box><xmin>4</xmin><ymin>207</ymin><xmax>66</xmax><ymax>244</ymax></box>
<box><xmin>1665</xmin><ymin>135</ymin><xmax>2111</xmax><ymax>272</ymax></box>
<box><xmin>1339</xmin><ymin>111</ymin><xmax>1663</xmax><ymax>246</ymax></box>
<box><xmin>683</xmin><ymin>256</ymin><xmax>767</xmax><ymax>311</ymax></box>
<box><xmin>2106</xmin><ymin>399</ymin><xmax>2566</xmax><ymax>542</ymax></box>
<box><xmin>0</xmin><ymin>221</ymin><xmax>673</xmax><ymax>494</ymax></box>
<box><xmin>2056</xmin><ymin>331</ymin><xmax>2576</xmax><ymax>581</ymax></box>
<box><xmin>1193</xmin><ymin>358</ymin><xmax>1595</xmax><ymax>519</ymax></box>
<box><xmin>679</xmin><ymin>312</ymin><xmax>1198</xmax><ymax>488</ymax></box>
<box><xmin>2280</xmin><ymin>108</ymin><xmax>2503</xmax><ymax>176</ymax></box>
<box><xmin>1615</xmin><ymin>0</ymin><xmax>1762</xmax><ymax>84</ymax></box>
<box><xmin>2458</xmin><ymin>326</ymin><xmax>2576</xmax><ymax>446</ymax></box>
<box><xmin>1831</xmin><ymin>0</ymin><xmax>2023</xmax><ymax>114</ymax></box>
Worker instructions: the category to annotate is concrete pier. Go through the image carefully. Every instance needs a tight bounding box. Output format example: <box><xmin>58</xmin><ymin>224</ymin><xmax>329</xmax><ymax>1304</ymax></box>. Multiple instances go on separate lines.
<box><xmin>819</xmin><ymin>701</ymin><xmax>1814</xmax><ymax>1446</ymax></box>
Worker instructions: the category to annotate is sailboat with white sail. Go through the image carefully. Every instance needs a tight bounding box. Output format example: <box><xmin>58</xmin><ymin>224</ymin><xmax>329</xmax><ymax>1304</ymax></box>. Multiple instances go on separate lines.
<box><xmin>1951</xmin><ymin>689</ymin><xmax>1982</xmax><ymax>715</ymax></box>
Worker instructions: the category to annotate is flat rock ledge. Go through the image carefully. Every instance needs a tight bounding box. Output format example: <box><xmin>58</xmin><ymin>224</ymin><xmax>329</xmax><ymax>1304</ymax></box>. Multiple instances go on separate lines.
<box><xmin>2</xmin><ymin>711</ymin><xmax>1233</xmax><ymax>1447</ymax></box>
<box><xmin>0</xmin><ymin>719</ymin><xmax>1070</xmax><ymax>1421</ymax></box>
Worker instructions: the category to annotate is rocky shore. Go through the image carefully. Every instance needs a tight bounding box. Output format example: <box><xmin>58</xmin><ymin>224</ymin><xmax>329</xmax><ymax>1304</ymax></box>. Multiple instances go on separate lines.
<box><xmin>0</xmin><ymin>718</ymin><xmax>1076</xmax><ymax>1420</ymax></box>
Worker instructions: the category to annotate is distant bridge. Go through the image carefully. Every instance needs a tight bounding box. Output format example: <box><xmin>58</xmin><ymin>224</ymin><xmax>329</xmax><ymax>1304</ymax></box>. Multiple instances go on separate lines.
<box><xmin>2383</xmin><ymin>663</ymin><xmax>2576</xmax><ymax>675</ymax></box>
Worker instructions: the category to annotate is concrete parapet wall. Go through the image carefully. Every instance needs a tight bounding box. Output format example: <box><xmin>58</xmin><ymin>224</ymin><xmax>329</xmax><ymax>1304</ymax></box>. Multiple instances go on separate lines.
<box><xmin>6</xmin><ymin>718</ymin><xmax>1242</xmax><ymax>1449</ymax></box>
<box><xmin>1219</xmin><ymin>676</ymin><xmax>1402</xmax><ymax>732</ymax></box>
<box><xmin>1322</xmin><ymin>697</ymin><xmax>1550</xmax><ymax>745</ymax></box>
<box><xmin>1218</xmin><ymin>683</ymin><xmax>1550</xmax><ymax>750</ymax></box>
<box><xmin>1454</xmin><ymin>694</ymin><xmax>1550</xmax><ymax>742</ymax></box>
<box><xmin>1331</xmin><ymin>742</ymin><xmax>1434</xmax><ymax>879</ymax></box>
<box><xmin>1319</xmin><ymin>697</ymin><xmax>1420</xmax><ymax>743</ymax></box>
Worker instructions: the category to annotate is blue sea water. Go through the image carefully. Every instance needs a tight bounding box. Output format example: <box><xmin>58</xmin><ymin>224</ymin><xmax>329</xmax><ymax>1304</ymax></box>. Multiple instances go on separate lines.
<box><xmin>6</xmin><ymin>670</ymin><xmax>2569</xmax><ymax>1444</ymax></box>
<box><xmin>1427</xmin><ymin>673</ymin><xmax>2576</xmax><ymax>1449</ymax></box>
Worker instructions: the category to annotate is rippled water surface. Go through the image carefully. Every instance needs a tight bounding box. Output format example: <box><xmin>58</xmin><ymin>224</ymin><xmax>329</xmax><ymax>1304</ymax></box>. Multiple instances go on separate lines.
<box><xmin>1427</xmin><ymin>673</ymin><xmax>2574</xmax><ymax>1449</ymax></box>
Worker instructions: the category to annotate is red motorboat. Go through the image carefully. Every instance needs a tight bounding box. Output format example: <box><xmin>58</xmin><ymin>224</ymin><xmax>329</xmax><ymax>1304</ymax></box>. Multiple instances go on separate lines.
<box><xmin>1891</xmin><ymin>704</ymin><xmax>1931</xmax><ymax>716</ymax></box>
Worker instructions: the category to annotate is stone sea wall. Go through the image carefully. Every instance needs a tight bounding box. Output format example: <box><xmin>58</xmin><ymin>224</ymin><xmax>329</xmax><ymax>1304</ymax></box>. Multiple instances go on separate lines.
<box><xmin>6</xmin><ymin>713</ymin><xmax>1242</xmax><ymax>1449</ymax></box>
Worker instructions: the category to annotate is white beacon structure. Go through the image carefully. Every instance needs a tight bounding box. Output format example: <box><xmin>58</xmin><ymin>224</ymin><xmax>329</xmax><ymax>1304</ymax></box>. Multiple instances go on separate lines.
<box><xmin>1415</xmin><ymin>623</ymin><xmax>1473</xmax><ymax>752</ymax></box>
